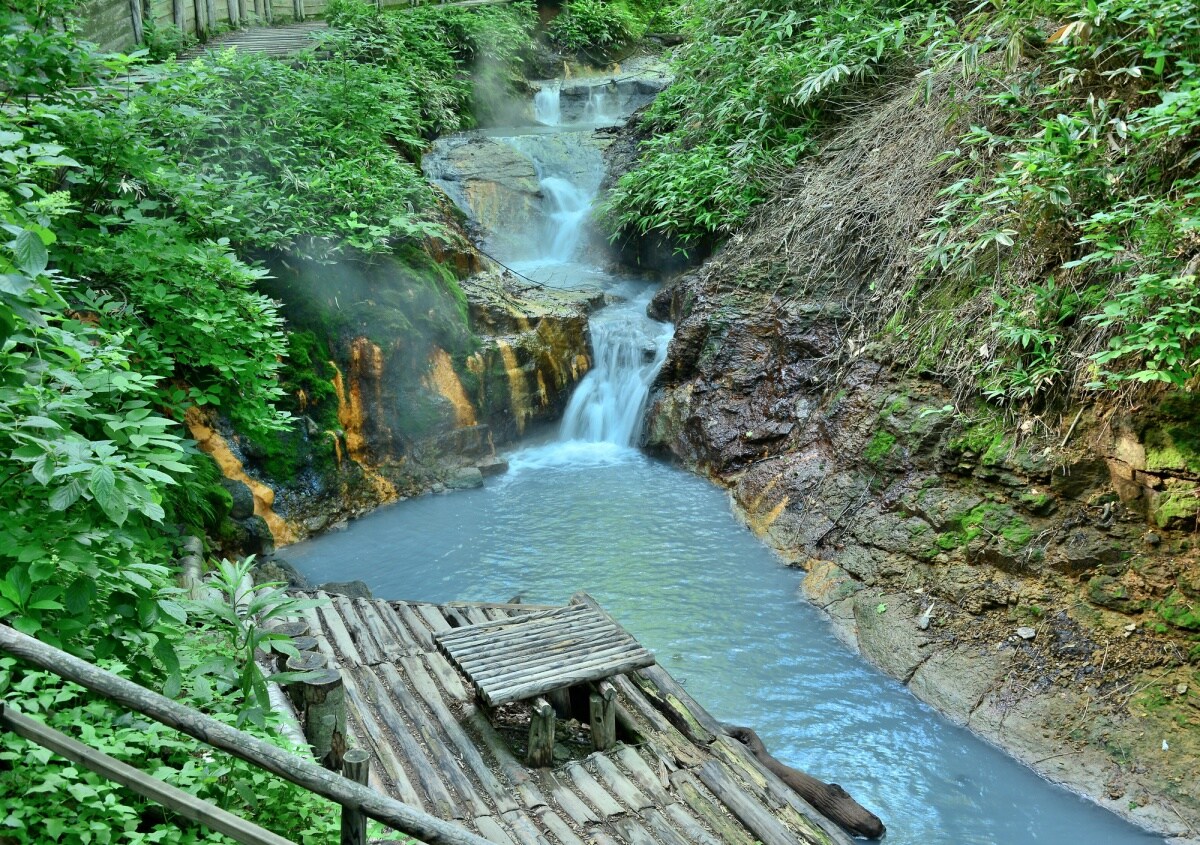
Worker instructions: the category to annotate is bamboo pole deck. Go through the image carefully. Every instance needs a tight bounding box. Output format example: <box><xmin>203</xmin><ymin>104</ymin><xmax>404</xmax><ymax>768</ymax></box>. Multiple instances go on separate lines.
<box><xmin>295</xmin><ymin>590</ymin><xmax>855</xmax><ymax>845</ymax></box>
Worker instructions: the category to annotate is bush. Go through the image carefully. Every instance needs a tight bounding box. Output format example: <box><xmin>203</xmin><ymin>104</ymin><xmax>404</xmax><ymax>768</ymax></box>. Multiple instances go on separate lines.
<box><xmin>548</xmin><ymin>0</ymin><xmax>641</xmax><ymax>51</ymax></box>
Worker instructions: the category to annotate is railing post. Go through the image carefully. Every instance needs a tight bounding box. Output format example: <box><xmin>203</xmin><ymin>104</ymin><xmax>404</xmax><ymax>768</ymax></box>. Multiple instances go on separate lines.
<box><xmin>340</xmin><ymin>749</ymin><xmax>371</xmax><ymax>845</ymax></box>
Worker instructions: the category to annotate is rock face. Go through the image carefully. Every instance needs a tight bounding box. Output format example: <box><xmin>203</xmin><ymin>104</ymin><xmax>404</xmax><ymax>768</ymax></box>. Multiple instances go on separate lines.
<box><xmin>640</xmin><ymin>82</ymin><xmax>1200</xmax><ymax>843</ymax></box>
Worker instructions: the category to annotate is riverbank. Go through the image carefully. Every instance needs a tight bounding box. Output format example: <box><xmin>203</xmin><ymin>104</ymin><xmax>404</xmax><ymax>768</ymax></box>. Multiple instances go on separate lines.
<box><xmin>636</xmin><ymin>73</ymin><xmax>1200</xmax><ymax>843</ymax></box>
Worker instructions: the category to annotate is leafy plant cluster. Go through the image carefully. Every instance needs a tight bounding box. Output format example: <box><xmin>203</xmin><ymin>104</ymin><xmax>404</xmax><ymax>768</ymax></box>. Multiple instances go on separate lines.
<box><xmin>602</xmin><ymin>0</ymin><xmax>949</xmax><ymax>246</ymax></box>
<box><xmin>546</xmin><ymin>0</ymin><xmax>678</xmax><ymax>53</ymax></box>
<box><xmin>911</xmin><ymin>0</ymin><xmax>1200</xmax><ymax>403</ymax></box>
<box><xmin>0</xmin><ymin>0</ymin><xmax>537</xmax><ymax>838</ymax></box>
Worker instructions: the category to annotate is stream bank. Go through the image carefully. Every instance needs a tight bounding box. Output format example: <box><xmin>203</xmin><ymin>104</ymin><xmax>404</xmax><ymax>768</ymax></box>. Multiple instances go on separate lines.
<box><xmin>636</xmin><ymin>72</ymin><xmax>1200</xmax><ymax>842</ymax></box>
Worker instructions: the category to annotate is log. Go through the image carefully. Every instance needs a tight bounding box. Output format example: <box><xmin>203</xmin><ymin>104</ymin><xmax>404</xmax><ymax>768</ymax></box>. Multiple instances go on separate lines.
<box><xmin>588</xmin><ymin>681</ymin><xmax>616</xmax><ymax>751</ymax></box>
<box><xmin>300</xmin><ymin>668</ymin><xmax>347</xmax><ymax>771</ymax></box>
<box><xmin>480</xmin><ymin>650</ymin><xmax>655</xmax><ymax>706</ymax></box>
<box><xmin>589</xmin><ymin>753</ymin><xmax>650</xmax><ymax>809</ymax></box>
<box><xmin>130</xmin><ymin>0</ymin><xmax>143</xmax><ymax>42</ymax></box>
<box><xmin>695</xmin><ymin>760</ymin><xmax>799</xmax><ymax>845</ymax></box>
<box><xmin>526</xmin><ymin>697</ymin><xmax>555</xmax><ymax>768</ymax></box>
<box><xmin>563</xmin><ymin>762</ymin><xmax>623</xmax><ymax>818</ymax></box>
<box><xmin>667</xmin><ymin>770</ymin><xmax>756</xmax><ymax>845</ymax></box>
<box><xmin>0</xmin><ymin>625</ymin><xmax>497</xmax><ymax>845</ymax></box>
<box><xmin>723</xmin><ymin>724</ymin><xmax>885</xmax><ymax>839</ymax></box>
<box><xmin>340</xmin><ymin>748</ymin><xmax>370</xmax><ymax>845</ymax></box>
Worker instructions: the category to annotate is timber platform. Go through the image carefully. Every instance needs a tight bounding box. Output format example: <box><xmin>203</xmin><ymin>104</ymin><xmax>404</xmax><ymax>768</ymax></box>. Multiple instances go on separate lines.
<box><xmin>291</xmin><ymin>590</ymin><xmax>855</xmax><ymax>845</ymax></box>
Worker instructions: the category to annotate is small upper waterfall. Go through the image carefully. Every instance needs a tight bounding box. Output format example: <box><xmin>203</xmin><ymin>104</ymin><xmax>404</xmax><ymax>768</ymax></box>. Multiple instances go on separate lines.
<box><xmin>559</xmin><ymin>298</ymin><xmax>673</xmax><ymax>446</ymax></box>
<box><xmin>533</xmin><ymin>83</ymin><xmax>561</xmax><ymax>126</ymax></box>
<box><xmin>540</xmin><ymin>175</ymin><xmax>593</xmax><ymax>263</ymax></box>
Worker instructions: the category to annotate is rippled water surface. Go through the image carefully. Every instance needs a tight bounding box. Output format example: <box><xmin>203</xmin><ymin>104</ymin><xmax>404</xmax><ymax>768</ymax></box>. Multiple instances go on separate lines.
<box><xmin>287</xmin><ymin>444</ymin><xmax>1162</xmax><ymax>845</ymax></box>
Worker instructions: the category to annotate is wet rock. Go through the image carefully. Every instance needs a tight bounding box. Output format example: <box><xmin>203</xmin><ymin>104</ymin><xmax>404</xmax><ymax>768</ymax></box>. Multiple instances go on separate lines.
<box><xmin>853</xmin><ymin>591</ymin><xmax>932</xmax><ymax>680</ymax></box>
<box><xmin>1087</xmin><ymin>574</ymin><xmax>1140</xmax><ymax>613</ymax></box>
<box><xmin>303</xmin><ymin>514</ymin><xmax>330</xmax><ymax>534</ymax></box>
<box><xmin>1050</xmin><ymin>458</ymin><xmax>1110</xmax><ymax>500</ymax></box>
<box><xmin>906</xmin><ymin>487</ymin><xmax>984</xmax><ymax>531</ymax></box>
<box><xmin>908</xmin><ymin>646</ymin><xmax>1012</xmax><ymax>725</ymax></box>
<box><xmin>255</xmin><ymin>557</ymin><xmax>311</xmax><ymax>590</ymax></box>
<box><xmin>1053</xmin><ymin>528</ymin><xmax>1125</xmax><ymax>574</ymax></box>
<box><xmin>240</xmin><ymin>515</ymin><xmax>275</xmax><ymax>558</ymax></box>
<box><xmin>180</xmin><ymin>535</ymin><xmax>204</xmax><ymax>557</ymax></box>
<box><xmin>447</xmin><ymin>467</ymin><xmax>484</xmax><ymax>490</ymax></box>
<box><xmin>318</xmin><ymin>580</ymin><xmax>372</xmax><ymax>599</ymax></box>
<box><xmin>1144</xmin><ymin>531</ymin><xmax>1162</xmax><ymax>545</ymax></box>
<box><xmin>222</xmin><ymin>478</ymin><xmax>256</xmax><ymax>520</ymax></box>
<box><xmin>477</xmin><ymin>456</ymin><xmax>509</xmax><ymax>477</ymax></box>
<box><xmin>1016</xmin><ymin>626</ymin><xmax>1037</xmax><ymax>640</ymax></box>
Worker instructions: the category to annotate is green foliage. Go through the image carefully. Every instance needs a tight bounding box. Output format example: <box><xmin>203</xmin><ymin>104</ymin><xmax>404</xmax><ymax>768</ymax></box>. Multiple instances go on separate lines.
<box><xmin>0</xmin><ymin>660</ymin><xmax>339</xmax><ymax>844</ymax></box>
<box><xmin>185</xmin><ymin>557</ymin><xmax>323</xmax><ymax>726</ymax></box>
<box><xmin>913</xmin><ymin>0</ymin><xmax>1200</xmax><ymax>404</ymax></box>
<box><xmin>548</xmin><ymin>0</ymin><xmax>640</xmax><ymax>51</ymax></box>
<box><xmin>604</xmin><ymin>0</ymin><xmax>947</xmax><ymax>244</ymax></box>
<box><xmin>141</xmin><ymin>19</ymin><xmax>194</xmax><ymax>61</ymax></box>
<box><xmin>864</xmin><ymin>430</ymin><xmax>897</xmax><ymax>464</ymax></box>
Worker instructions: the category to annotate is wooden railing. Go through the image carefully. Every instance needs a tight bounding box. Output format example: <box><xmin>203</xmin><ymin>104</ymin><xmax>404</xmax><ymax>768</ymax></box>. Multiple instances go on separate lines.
<box><xmin>0</xmin><ymin>624</ymin><xmax>497</xmax><ymax>845</ymax></box>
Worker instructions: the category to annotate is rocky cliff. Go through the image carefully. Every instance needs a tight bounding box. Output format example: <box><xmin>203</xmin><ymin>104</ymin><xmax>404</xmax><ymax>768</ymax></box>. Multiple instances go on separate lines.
<box><xmin>638</xmin><ymin>75</ymin><xmax>1200</xmax><ymax>841</ymax></box>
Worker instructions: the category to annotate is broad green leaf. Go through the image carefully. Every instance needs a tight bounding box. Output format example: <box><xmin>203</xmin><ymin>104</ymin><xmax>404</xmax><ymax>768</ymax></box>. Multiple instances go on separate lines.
<box><xmin>11</xmin><ymin>230</ymin><xmax>48</xmax><ymax>276</ymax></box>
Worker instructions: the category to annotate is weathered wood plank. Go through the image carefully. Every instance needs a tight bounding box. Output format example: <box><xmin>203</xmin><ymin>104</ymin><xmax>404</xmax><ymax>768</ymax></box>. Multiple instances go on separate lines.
<box><xmin>340</xmin><ymin>749</ymin><xmax>370</xmax><ymax>845</ymax></box>
<box><xmin>316</xmin><ymin>596</ymin><xmax>365</xmax><ymax>668</ymax></box>
<box><xmin>0</xmin><ymin>626</ymin><xmax>496</xmax><ymax>845</ymax></box>
<box><xmin>533</xmin><ymin>807</ymin><xmax>586</xmax><ymax>845</ymax></box>
<box><xmin>588</xmin><ymin>753</ymin><xmax>651</xmax><ymax>811</ymax></box>
<box><xmin>0</xmin><ymin>703</ymin><xmax>296</xmax><ymax>845</ymax></box>
<box><xmin>436</xmin><ymin>605</ymin><xmax>589</xmax><ymax>643</ymax></box>
<box><xmin>401</xmin><ymin>657</ymin><xmax>519</xmax><ymax>815</ymax></box>
<box><xmin>589</xmin><ymin>682</ymin><xmax>616</xmax><ymax>752</ymax></box>
<box><xmin>352</xmin><ymin>600</ymin><xmax>407</xmax><ymax>662</ymax></box>
<box><xmin>437</xmin><ymin>611</ymin><xmax>600</xmax><ymax>652</ymax></box>
<box><xmin>483</xmin><ymin>652</ymin><xmax>655</xmax><ymax>707</ymax></box>
<box><xmin>363</xmin><ymin>671</ymin><xmax>460</xmax><ymax>820</ymax></box>
<box><xmin>612</xmin><ymin>746</ymin><xmax>671</xmax><ymax>806</ymax></box>
<box><xmin>636</xmin><ymin>664</ymin><xmax>722</xmax><ymax>742</ymax></box>
<box><xmin>425</xmin><ymin>652</ymin><xmax>470</xmax><ymax>701</ymax></box>
<box><xmin>499</xmin><ymin>810</ymin><xmax>552</xmax><ymax>845</ymax></box>
<box><xmin>696</xmin><ymin>760</ymin><xmax>804</xmax><ymax>845</ymax></box>
<box><xmin>460</xmin><ymin>632</ymin><xmax>636</xmax><ymax>678</ymax></box>
<box><xmin>637</xmin><ymin>807</ymin><xmax>699</xmax><ymax>845</ymax></box>
<box><xmin>668</xmin><ymin>770</ymin><xmax>756</xmax><ymax>845</ymax></box>
<box><xmin>376</xmin><ymin>601</ymin><xmax>423</xmax><ymax>653</ymax></box>
<box><xmin>564</xmin><ymin>762</ymin><xmax>624</xmax><ymax>819</ymax></box>
<box><xmin>466</xmin><ymin>710</ymin><xmax>547</xmax><ymax>809</ymax></box>
<box><xmin>474</xmin><ymin>816</ymin><xmax>517</xmax><ymax>845</ymax></box>
<box><xmin>606</xmin><ymin>818</ymin><xmax>657</xmax><ymax>845</ymax></box>
<box><xmin>380</xmin><ymin>664</ymin><xmax>490</xmax><ymax>818</ymax></box>
<box><xmin>543</xmin><ymin>772</ymin><xmax>598</xmax><ymax>826</ymax></box>
<box><xmin>342</xmin><ymin>670</ymin><xmax>424</xmax><ymax>810</ymax></box>
<box><xmin>394</xmin><ymin>603</ymin><xmax>437</xmax><ymax>649</ymax></box>
<box><xmin>332</xmin><ymin>596</ymin><xmax>385</xmax><ymax>665</ymax></box>
<box><xmin>416</xmin><ymin>603</ymin><xmax>454</xmax><ymax>634</ymax></box>
<box><xmin>663</xmin><ymin>803</ymin><xmax>725</xmax><ymax>845</ymax></box>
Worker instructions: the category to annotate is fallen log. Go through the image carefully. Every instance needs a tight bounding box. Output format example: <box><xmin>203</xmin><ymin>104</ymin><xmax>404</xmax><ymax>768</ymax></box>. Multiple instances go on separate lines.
<box><xmin>723</xmin><ymin>724</ymin><xmax>885</xmax><ymax>840</ymax></box>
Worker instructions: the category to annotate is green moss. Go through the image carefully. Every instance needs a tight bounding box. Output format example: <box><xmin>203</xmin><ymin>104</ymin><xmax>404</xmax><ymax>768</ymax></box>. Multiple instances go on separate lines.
<box><xmin>935</xmin><ymin>531</ymin><xmax>962</xmax><ymax>551</ymax></box>
<box><xmin>1152</xmin><ymin>489</ymin><xmax>1200</xmax><ymax>528</ymax></box>
<box><xmin>1157</xmin><ymin>591</ymin><xmax>1200</xmax><ymax>631</ymax></box>
<box><xmin>1019</xmin><ymin>490</ymin><xmax>1055</xmax><ymax>514</ymax></box>
<box><xmin>864</xmin><ymin>431</ymin><xmax>897</xmax><ymax>464</ymax></box>
<box><xmin>959</xmin><ymin>502</ymin><xmax>1034</xmax><ymax>547</ymax></box>
<box><xmin>981</xmin><ymin>436</ymin><xmax>1013</xmax><ymax>467</ymax></box>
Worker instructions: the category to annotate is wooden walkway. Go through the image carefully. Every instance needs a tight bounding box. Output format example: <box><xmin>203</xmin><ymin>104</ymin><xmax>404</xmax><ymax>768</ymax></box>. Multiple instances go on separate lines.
<box><xmin>293</xmin><ymin>590</ymin><xmax>856</xmax><ymax>845</ymax></box>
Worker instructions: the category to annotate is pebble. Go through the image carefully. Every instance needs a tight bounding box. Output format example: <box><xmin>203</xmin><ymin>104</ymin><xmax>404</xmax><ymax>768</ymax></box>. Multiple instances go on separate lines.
<box><xmin>1144</xmin><ymin>531</ymin><xmax>1162</xmax><ymax>545</ymax></box>
<box><xmin>1016</xmin><ymin>626</ymin><xmax>1037</xmax><ymax>640</ymax></box>
<box><xmin>1177</xmin><ymin>683</ymin><xmax>1189</xmax><ymax>696</ymax></box>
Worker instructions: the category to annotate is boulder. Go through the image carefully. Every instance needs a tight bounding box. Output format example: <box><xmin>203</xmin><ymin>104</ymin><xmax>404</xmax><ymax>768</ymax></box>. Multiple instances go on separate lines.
<box><xmin>221</xmin><ymin>478</ymin><xmax>256</xmax><ymax>520</ymax></box>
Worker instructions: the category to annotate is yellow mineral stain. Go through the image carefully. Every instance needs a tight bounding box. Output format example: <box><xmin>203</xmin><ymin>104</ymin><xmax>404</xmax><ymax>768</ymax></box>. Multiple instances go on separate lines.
<box><xmin>497</xmin><ymin>339</ymin><xmax>531</xmax><ymax>434</ymax></box>
<box><xmin>573</xmin><ymin>353</ymin><xmax>590</xmax><ymax>381</ymax></box>
<box><xmin>536</xmin><ymin>370</ymin><xmax>549</xmax><ymax>407</ymax></box>
<box><xmin>327</xmin><ymin>431</ymin><xmax>344</xmax><ymax>468</ymax></box>
<box><xmin>747</xmin><ymin>474</ymin><xmax>783</xmax><ymax>513</ymax></box>
<box><xmin>328</xmin><ymin>345</ymin><xmax>397</xmax><ymax>503</ymax></box>
<box><xmin>426</xmin><ymin>347</ymin><xmax>478</xmax><ymax>428</ymax></box>
<box><xmin>185</xmin><ymin>407</ymin><xmax>297</xmax><ymax>546</ymax></box>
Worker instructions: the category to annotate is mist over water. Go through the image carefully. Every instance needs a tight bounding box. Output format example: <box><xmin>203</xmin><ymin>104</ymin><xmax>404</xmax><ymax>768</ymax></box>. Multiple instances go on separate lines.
<box><xmin>292</xmin><ymin>80</ymin><xmax>1165</xmax><ymax>845</ymax></box>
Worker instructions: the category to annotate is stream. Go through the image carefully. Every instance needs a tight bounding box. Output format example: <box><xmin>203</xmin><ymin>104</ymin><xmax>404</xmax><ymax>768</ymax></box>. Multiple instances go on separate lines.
<box><xmin>286</xmin><ymin>77</ymin><xmax>1164</xmax><ymax>845</ymax></box>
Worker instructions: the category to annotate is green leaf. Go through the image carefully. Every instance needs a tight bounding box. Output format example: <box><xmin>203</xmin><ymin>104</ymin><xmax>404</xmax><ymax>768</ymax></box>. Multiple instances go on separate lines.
<box><xmin>49</xmin><ymin>478</ymin><xmax>85</xmax><ymax>511</ymax></box>
<box><xmin>11</xmin><ymin>230</ymin><xmax>48</xmax><ymax>276</ymax></box>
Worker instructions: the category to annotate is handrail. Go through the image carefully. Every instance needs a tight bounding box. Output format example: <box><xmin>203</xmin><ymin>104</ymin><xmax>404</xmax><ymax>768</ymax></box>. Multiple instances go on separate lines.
<box><xmin>0</xmin><ymin>702</ymin><xmax>297</xmax><ymax>845</ymax></box>
<box><xmin>0</xmin><ymin>624</ymin><xmax>498</xmax><ymax>845</ymax></box>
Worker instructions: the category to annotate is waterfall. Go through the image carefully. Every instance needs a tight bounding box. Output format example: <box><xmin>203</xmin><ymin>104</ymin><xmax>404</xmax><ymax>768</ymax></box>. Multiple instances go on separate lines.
<box><xmin>559</xmin><ymin>300</ymin><xmax>673</xmax><ymax>447</ymax></box>
<box><xmin>534</xmin><ymin>83</ymin><xmax>561</xmax><ymax>126</ymax></box>
<box><xmin>539</xmin><ymin>176</ymin><xmax>593</xmax><ymax>263</ymax></box>
<box><xmin>583</xmin><ymin>85</ymin><xmax>619</xmax><ymax>125</ymax></box>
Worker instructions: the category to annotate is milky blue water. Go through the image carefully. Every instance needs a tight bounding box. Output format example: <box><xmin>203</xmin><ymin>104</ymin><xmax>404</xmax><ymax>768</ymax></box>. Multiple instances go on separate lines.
<box><xmin>285</xmin><ymin>441</ymin><xmax>1162</xmax><ymax>845</ymax></box>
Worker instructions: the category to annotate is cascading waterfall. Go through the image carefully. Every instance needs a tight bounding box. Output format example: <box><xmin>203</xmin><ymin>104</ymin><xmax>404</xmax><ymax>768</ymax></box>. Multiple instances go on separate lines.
<box><xmin>539</xmin><ymin>176</ymin><xmax>593</xmax><ymax>263</ymax></box>
<box><xmin>559</xmin><ymin>302</ymin><xmax>673</xmax><ymax>446</ymax></box>
<box><xmin>533</xmin><ymin>83</ymin><xmax>561</xmax><ymax>126</ymax></box>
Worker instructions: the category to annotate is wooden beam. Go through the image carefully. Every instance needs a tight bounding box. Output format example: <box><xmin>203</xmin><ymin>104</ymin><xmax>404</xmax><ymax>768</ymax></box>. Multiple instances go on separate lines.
<box><xmin>0</xmin><ymin>703</ymin><xmax>296</xmax><ymax>845</ymax></box>
<box><xmin>589</xmin><ymin>681</ymin><xmax>616</xmax><ymax>751</ymax></box>
<box><xmin>0</xmin><ymin>625</ymin><xmax>499</xmax><ymax>845</ymax></box>
<box><xmin>525</xmin><ymin>697</ymin><xmax>554</xmax><ymax>768</ymax></box>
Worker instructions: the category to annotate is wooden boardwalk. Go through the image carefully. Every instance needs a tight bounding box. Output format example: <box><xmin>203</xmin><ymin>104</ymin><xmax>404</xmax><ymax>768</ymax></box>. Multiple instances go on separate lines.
<box><xmin>293</xmin><ymin>591</ymin><xmax>856</xmax><ymax>845</ymax></box>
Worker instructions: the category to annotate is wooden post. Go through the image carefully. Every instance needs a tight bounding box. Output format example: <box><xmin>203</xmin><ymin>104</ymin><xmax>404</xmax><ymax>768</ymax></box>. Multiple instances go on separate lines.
<box><xmin>179</xmin><ymin>555</ymin><xmax>204</xmax><ymax>601</ymax></box>
<box><xmin>589</xmin><ymin>681</ymin><xmax>616</xmax><ymax>751</ymax></box>
<box><xmin>292</xmin><ymin>0</ymin><xmax>303</xmax><ymax>22</ymax></box>
<box><xmin>284</xmin><ymin>652</ymin><xmax>326</xmax><ymax>707</ymax></box>
<box><xmin>547</xmin><ymin>687</ymin><xmax>571</xmax><ymax>719</ymax></box>
<box><xmin>301</xmin><ymin>668</ymin><xmax>347</xmax><ymax>771</ymax></box>
<box><xmin>173</xmin><ymin>0</ymin><xmax>185</xmax><ymax>28</ymax></box>
<box><xmin>272</xmin><ymin>621</ymin><xmax>310</xmax><ymax>638</ymax></box>
<box><xmin>130</xmin><ymin>0</ymin><xmax>144</xmax><ymax>43</ymax></box>
<box><xmin>526</xmin><ymin>697</ymin><xmax>554</xmax><ymax>767</ymax></box>
<box><xmin>341</xmin><ymin>749</ymin><xmax>371</xmax><ymax>845</ymax></box>
<box><xmin>225</xmin><ymin>0</ymin><xmax>238</xmax><ymax>25</ymax></box>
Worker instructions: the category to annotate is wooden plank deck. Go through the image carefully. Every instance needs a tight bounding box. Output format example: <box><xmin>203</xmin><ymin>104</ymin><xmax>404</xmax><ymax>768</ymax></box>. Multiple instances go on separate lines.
<box><xmin>435</xmin><ymin>603</ymin><xmax>655</xmax><ymax>707</ymax></box>
<box><xmin>295</xmin><ymin>590</ymin><xmax>856</xmax><ymax>845</ymax></box>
